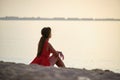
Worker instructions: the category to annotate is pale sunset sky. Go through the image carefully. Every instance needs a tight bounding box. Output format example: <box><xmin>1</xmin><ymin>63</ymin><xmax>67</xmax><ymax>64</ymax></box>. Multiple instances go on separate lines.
<box><xmin>0</xmin><ymin>0</ymin><xmax>120</xmax><ymax>72</ymax></box>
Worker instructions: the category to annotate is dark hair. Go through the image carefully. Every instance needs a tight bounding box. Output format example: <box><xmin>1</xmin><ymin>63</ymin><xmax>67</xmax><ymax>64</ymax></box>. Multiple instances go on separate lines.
<box><xmin>37</xmin><ymin>27</ymin><xmax>51</xmax><ymax>57</ymax></box>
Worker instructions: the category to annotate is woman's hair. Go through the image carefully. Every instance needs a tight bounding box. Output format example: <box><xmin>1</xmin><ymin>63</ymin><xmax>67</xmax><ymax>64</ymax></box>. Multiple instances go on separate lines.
<box><xmin>37</xmin><ymin>27</ymin><xmax>51</xmax><ymax>57</ymax></box>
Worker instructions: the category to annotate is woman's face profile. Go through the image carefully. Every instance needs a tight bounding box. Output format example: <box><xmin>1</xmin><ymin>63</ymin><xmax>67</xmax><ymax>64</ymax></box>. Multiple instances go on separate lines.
<box><xmin>49</xmin><ymin>32</ymin><xmax>52</xmax><ymax>38</ymax></box>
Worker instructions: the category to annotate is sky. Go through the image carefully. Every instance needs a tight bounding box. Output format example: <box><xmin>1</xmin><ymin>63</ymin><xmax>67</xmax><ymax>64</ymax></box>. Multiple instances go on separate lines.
<box><xmin>0</xmin><ymin>0</ymin><xmax>120</xmax><ymax>18</ymax></box>
<box><xmin>0</xmin><ymin>0</ymin><xmax>120</xmax><ymax>72</ymax></box>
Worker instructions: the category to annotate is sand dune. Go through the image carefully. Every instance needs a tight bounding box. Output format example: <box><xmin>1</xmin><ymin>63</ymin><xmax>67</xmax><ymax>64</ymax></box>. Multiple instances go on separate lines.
<box><xmin>0</xmin><ymin>61</ymin><xmax>120</xmax><ymax>80</ymax></box>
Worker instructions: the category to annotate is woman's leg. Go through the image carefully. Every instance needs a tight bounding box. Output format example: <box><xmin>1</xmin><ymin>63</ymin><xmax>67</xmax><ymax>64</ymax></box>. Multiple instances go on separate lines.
<box><xmin>49</xmin><ymin>55</ymin><xmax>65</xmax><ymax>67</ymax></box>
<box><xmin>56</xmin><ymin>57</ymin><xmax>65</xmax><ymax>67</ymax></box>
<box><xmin>49</xmin><ymin>55</ymin><xmax>58</xmax><ymax>66</ymax></box>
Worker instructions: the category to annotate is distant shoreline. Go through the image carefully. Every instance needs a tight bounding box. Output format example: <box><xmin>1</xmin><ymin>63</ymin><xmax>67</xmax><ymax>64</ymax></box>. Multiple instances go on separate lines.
<box><xmin>0</xmin><ymin>16</ymin><xmax>120</xmax><ymax>21</ymax></box>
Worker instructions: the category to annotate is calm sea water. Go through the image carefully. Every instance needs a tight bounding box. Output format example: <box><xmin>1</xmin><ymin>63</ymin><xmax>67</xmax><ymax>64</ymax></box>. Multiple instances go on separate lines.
<box><xmin>0</xmin><ymin>20</ymin><xmax>120</xmax><ymax>73</ymax></box>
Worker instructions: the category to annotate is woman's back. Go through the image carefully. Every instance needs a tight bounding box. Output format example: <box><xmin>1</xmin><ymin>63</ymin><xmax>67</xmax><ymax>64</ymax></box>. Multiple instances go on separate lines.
<box><xmin>31</xmin><ymin>39</ymin><xmax>51</xmax><ymax>66</ymax></box>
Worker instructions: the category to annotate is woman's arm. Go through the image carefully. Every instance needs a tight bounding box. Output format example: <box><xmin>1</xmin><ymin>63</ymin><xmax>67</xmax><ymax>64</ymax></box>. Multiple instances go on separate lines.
<box><xmin>48</xmin><ymin>43</ymin><xmax>59</xmax><ymax>57</ymax></box>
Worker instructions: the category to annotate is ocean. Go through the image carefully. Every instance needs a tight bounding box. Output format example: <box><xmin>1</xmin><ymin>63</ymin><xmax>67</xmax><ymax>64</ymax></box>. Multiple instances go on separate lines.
<box><xmin>0</xmin><ymin>20</ymin><xmax>120</xmax><ymax>73</ymax></box>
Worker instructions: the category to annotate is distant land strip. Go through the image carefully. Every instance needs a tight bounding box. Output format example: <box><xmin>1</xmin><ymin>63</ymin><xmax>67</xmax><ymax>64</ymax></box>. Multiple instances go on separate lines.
<box><xmin>0</xmin><ymin>16</ymin><xmax>120</xmax><ymax>21</ymax></box>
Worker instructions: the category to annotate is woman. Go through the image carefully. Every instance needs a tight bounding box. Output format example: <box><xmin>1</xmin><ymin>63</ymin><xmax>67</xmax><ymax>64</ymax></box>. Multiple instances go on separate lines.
<box><xmin>31</xmin><ymin>27</ymin><xmax>65</xmax><ymax>67</ymax></box>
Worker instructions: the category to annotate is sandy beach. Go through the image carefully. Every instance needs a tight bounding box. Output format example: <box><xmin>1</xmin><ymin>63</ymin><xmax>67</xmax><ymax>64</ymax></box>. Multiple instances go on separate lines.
<box><xmin>0</xmin><ymin>61</ymin><xmax>120</xmax><ymax>80</ymax></box>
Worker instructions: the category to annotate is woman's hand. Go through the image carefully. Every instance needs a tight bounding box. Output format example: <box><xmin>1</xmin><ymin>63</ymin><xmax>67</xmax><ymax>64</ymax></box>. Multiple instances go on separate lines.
<box><xmin>57</xmin><ymin>51</ymin><xmax>64</xmax><ymax>60</ymax></box>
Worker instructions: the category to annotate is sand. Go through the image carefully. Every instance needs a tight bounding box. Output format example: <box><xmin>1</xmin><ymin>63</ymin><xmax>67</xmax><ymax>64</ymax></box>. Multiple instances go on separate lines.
<box><xmin>0</xmin><ymin>61</ymin><xmax>120</xmax><ymax>80</ymax></box>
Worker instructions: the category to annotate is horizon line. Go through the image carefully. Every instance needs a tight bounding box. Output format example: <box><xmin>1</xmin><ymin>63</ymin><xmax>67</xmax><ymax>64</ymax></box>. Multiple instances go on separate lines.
<box><xmin>0</xmin><ymin>16</ymin><xmax>120</xmax><ymax>21</ymax></box>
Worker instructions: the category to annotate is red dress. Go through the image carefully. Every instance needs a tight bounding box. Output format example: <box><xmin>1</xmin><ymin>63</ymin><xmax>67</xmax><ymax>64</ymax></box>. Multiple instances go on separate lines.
<box><xmin>30</xmin><ymin>39</ymin><xmax>56</xmax><ymax>66</ymax></box>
